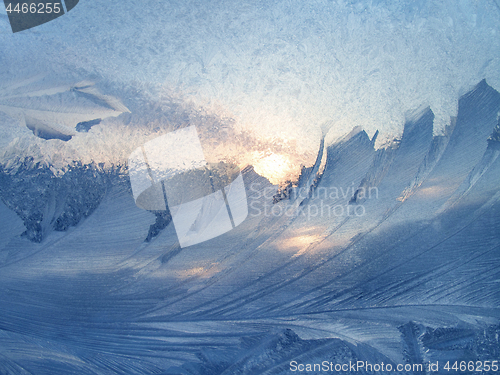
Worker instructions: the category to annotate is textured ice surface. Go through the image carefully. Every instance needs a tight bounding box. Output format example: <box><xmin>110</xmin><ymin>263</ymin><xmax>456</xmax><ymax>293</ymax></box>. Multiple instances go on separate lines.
<box><xmin>1</xmin><ymin>0</ymin><xmax>500</xmax><ymax>167</ymax></box>
<box><xmin>0</xmin><ymin>81</ymin><xmax>499</xmax><ymax>373</ymax></box>
<box><xmin>1</xmin><ymin>0</ymin><xmax>500</xmax><ymax>372</ymax></box>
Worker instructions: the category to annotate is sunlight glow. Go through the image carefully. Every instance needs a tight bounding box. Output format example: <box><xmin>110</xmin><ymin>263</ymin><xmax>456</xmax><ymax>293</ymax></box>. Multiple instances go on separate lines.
<box><xmin>252</xmin><ymin>152</ymin><xmax>292</xmax><ymax>184</ymax></box>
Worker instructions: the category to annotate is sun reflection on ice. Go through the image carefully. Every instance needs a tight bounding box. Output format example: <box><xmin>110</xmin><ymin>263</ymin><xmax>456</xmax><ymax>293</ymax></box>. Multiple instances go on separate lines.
<box><xmin>275</xmin><ymin>234</ymin><xmax>324</xmax><ymax>257</ymax></box>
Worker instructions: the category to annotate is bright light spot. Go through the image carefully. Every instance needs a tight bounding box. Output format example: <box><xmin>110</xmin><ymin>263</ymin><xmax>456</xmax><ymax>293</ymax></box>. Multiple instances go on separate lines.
<box><xmin>418</xmin><ymin>184</ymin><xmax>455</xmax><ymax>197</ymax></box>
<box><xmin>276</xmin><ymin>234</ymin><xmax>323</xmax><ymax>255</ymax></box>
<box><xmin>175</xmin><ymin>264</ymin><xmax>220</xmax><ymax>280</ymax></box>
<box><xmin>252</xmin><ymin>153</ymin><xmax>292</xmax><ymax>184</ymax></box>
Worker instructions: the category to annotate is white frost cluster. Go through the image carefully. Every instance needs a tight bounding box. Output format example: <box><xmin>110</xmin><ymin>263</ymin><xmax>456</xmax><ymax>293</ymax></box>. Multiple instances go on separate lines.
<box><xmin>0</xmin><ymin>0</ymin><xmax>499</xmax><ymax>181</ymax></box>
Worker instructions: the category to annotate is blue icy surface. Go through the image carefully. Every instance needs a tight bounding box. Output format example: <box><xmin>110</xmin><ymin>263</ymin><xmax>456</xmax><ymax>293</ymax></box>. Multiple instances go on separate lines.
<box><xmin>0</xmin><ymin>81</ymin><xmax>499</xmax><ymax>373</ymax></box>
